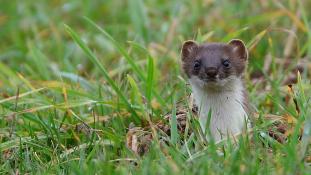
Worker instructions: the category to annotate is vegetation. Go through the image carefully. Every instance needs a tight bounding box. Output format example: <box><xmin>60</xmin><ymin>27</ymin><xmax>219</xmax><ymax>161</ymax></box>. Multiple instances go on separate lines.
<box><xmin>0</xmin><ymin>0</ymin><xmax>310</xmax><ymax>174</ymax></box>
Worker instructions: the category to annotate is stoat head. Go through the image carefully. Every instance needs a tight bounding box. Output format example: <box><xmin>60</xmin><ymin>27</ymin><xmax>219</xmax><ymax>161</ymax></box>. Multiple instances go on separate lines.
<box><xmin>181</xmin><ymin>39</ymin><xmax>248</xmax><ymax>90</ymax></box>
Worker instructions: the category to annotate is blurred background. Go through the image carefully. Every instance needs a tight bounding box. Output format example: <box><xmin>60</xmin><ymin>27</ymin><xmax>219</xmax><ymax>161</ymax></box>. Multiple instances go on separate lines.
<box><xmin>1</xmin><ymin>0</ymin><xmax>310</xmax><ymax>113</ymax></box>
<box><xmin>1</xmin><ymin>0</ymin><xmax>310</xmax><ymax>77</ymax></box>
<box><xmin>0</xmin><ymin>0</ymin><xmax>310</xmax><ymax>173</ymax></box>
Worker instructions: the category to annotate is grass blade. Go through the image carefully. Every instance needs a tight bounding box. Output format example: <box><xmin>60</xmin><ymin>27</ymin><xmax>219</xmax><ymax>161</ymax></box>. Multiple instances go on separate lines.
<box><xmin>146</xmin><ymin>56</ymin><xmax>153</xmax><ymax>103</ymax></box>
<box><xmin>83</xmin><ymin>17</ymin><xmax>166</xmax><ymax>107</ymax></box>
<box><xmin>64</xmin><ymin>25</ymin><xmax>140</xmax><ymax>123</ymax></box>
<box><xmin>83</xmin><ymin>17</ymin><xmax>145</xmax><ymax>80</ymax></box>
<box><xmin>127</xmin><ymin>74</ymin><xmax>143</xmax><ymax>105</ymax></box>
<box><xmin>0</xmin><ymin>87</ymin><xmax>45</xmax><ymax>104</ymax></box>
<box><xmin>128</xmin><ymin>0</ymin><xmax>149</xmax><ymax>42</ymax></box>
<box><xmin>170</xmin><ymin>95</ymin><xmax>179</xmax><ymax>145</ymax></box>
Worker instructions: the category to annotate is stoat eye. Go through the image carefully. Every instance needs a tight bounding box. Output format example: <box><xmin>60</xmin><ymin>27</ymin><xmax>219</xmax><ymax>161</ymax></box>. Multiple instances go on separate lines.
<box><xmin>193</xmin><ymin>60</ymin><xmax>201</xmax><ymax>70</ymax></box>
<box><xmin>222</xmin><ymin>59</ymin><xmax>230</xmax><ymax>68</ymax></box>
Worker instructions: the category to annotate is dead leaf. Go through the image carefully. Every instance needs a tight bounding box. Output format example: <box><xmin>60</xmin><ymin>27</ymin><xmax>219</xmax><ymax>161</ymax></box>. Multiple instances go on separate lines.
<box><xmin>151</xmin><ymin>99</ymin><xmax>160</xmax><ymax>110</ymax></box>
<box><xmin>283</xmin><ymin>114</ymin><xmax>297</xmax><ymax>124</ymax></box>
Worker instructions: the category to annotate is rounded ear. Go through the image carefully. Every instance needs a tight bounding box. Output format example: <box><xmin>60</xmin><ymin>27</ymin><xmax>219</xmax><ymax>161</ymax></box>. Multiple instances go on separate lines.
<box><xmin>228</xmin><ymin>39</ymin><xmax>248</xmax><ymax>61</ymax></box>
<box><xmin>181</xmin><ymin>40</ymin><xmax>198</xmax><ymax>61</ymax></box>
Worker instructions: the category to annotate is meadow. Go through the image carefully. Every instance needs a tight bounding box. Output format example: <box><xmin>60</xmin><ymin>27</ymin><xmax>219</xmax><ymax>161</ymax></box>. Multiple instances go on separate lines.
<box><xmin>0</xmin><ymin>0</ymin><xmax>310</xmax><ymax>174</ymax></box>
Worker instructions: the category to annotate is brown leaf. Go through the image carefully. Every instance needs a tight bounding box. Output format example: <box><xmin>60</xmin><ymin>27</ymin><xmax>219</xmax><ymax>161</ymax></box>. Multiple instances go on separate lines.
<box><xmin>151</xmin><ymin>99</ymin><xmax>161</xmax><ymax>110</ymax></box>
<box><xmin>126</xmin><ymin>126</ymin><xmax>153</xmax><ymax>156</ymax></box>
<box><xmin>125</xmin><ymin>104</ymin><xmax>197</xmax><ymax>156</ymax></box>
<box><xmin>283</xmin><ymin>114</ymin><xmax>297</xmax><ymax>124</ymax></box>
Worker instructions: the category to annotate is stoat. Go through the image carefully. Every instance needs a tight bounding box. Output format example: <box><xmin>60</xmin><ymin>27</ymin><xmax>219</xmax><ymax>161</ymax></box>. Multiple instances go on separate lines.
<box><xmin>181</xmin><ymin>39</ymin><xmax>251</xmax><ymax>142</ymax></box>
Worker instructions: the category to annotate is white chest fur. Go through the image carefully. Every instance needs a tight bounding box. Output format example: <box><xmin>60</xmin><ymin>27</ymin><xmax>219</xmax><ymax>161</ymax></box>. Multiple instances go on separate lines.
<box><xmin>189</xmin><ymin>76</ymin><xmax>249</xmax><ymax>142</ymax></box>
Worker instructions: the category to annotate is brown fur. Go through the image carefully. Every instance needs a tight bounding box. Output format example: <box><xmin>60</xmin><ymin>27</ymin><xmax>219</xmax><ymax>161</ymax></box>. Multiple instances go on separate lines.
<box><xmin>181</xmin><ymin>40</ymin><xmax>247</xmax><ymax>79</ymax></box>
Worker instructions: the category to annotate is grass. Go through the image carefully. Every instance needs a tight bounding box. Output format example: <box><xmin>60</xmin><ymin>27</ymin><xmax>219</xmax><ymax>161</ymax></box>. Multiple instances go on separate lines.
<box><xmin>0</xmin><ymin>0</ymin><xmax>311</xmax><ymax>174</ymax></box>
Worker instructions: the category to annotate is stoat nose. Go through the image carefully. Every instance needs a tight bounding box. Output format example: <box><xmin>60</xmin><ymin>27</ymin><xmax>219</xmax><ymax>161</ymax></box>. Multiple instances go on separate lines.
<box><xmin>205</xmin><ymin>67</ymin><xmax>218</xmax><ymax>78</ymax></box>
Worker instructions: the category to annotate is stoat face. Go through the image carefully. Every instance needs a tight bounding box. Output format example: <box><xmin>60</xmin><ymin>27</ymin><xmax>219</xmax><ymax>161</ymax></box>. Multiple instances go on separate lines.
<box><xmin>181</xmin><ymin>39</ymin><xmax>248</xmax><ymax>91</ymax></box>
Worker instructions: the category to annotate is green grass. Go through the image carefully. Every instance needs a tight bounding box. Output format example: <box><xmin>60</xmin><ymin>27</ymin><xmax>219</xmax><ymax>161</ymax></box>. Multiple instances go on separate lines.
<box><xmin>0</xmin><ymin>0</ymin><xmax>311</xmax><ymax>174</ymax></box>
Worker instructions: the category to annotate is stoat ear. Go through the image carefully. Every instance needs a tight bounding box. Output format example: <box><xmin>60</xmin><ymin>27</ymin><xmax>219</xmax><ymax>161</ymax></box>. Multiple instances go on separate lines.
<box><xmin>228</xmin><ymin>39</ymin><xmax>248</xmax><ymax>61</ymax></box>
<box><xmin>181</xmin><ymin>40</ymin><xmax>198</xmax><ymax>61</ymax></box>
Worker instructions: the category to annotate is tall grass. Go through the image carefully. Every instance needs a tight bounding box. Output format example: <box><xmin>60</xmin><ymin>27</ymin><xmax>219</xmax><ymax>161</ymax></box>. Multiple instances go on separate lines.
<box><xmin>0</xmin><ymin>0</ymin><xmax>310</xmax><ymax>174</ymax></box>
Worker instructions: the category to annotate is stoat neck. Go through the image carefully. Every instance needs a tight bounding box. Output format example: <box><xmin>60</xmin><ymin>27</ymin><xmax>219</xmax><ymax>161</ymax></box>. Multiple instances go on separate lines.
<box><xmin>189</xmin><ymin>77</ymin><xmax>249</xmax><ymax>142</ymax></box>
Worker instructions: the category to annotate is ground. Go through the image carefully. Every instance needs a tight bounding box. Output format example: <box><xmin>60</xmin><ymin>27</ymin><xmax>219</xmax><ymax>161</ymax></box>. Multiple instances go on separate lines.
<box><xmin>0</xmin><ymin>0</ymin><xmax>310</xmax><ymax>174</ymax></box>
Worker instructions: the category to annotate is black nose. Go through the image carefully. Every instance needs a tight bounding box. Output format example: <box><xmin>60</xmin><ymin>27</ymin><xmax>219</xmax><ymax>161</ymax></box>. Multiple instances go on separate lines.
<box><xmin>205</xmin><ymin>67</ymin><xmax>217</xmax><ymax>78</ymax></box>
